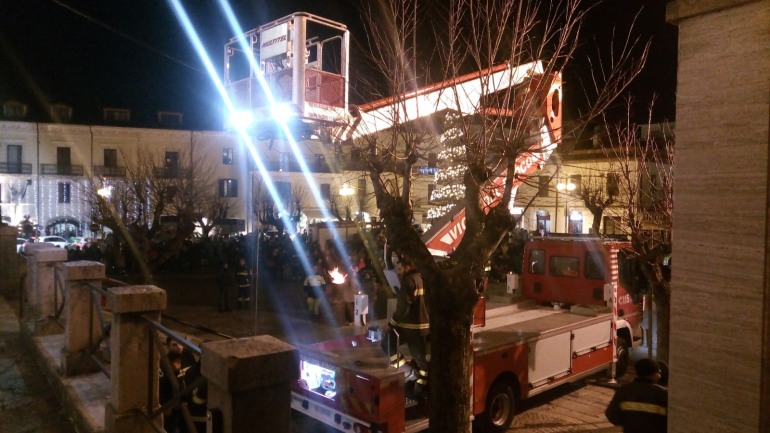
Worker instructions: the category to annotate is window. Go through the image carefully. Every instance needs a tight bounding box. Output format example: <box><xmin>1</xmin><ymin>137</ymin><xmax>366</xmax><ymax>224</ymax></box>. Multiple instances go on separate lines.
<box><xmin>104</xmin><ymin>149</ymin><xmax>118</xmax><ymax>167</ymax></box>
<box><xmin>357</xmin><ymin>178</ymin><xmax>367</xmax><ymax>202</ymax></box>
<box><xmin>49</xmin><ymin>104</ymin><xmax>72</xmax><ymax>122</ymax></box>
<box><xmin>7</xmin><ymin>144</ymin><xmax>22</xmax><ymax>174</ymax></box>
<box><xmin>549</xmin><ymin>256</ymin><xmax>580</xmax><ymax>277</ymax></box>
<box><xmin>585</xmin><ymin>252</ymin><xmax>605</xmax><ymax>280</ymax></box>
<box><xmin>606</xmin><ymin>172</ymin><xmax>619</xmax><ymax>196</ymax></box>
<box><xmin>275</xmin><ymin>181</ymin><xmax>292</xmax><ymax>204</ymax></box>
<box><xmin>350</xmin><ymin>148</ymin><xmax>361</xmax><ymax>162</ymax></box>
<box><xmin>165</xmin><ymin>151</ymin><xmax>179</xmax><ymax>177</ymax></box>
<box><xmin>315</xmin><ymin>154</ymin><xmax>326</xmax><ymax>171</ymax></box>
<box><xmin>57</xmin><ymin>147</ymin><xmax>72</xmax><ymax>175</ymax></box>
<box><xmin>166</xmin><ymin>185</ymin><xmax>178</xmax><ymax>201</ymax></box>
<box><xmin>3</xmin><ymin>101</ymin><xmax>27</xmax><ymax>118</ymax></box>
<box><xmin>538</xmin><ymin>176</ymin><xmax>550</xmax><ymax>197</ymax></box>
<box><xmin>320</xmin><ymin>183</ymin><xmax>331</xmax><ymax>199</ymax></box>
<box><xmin>57</xmin><ymin>182</ymin><xmax>71</xmax><ymax>204</ymax></box>
<box><xmin>529</xmin><ymin>249</ymin><xmax>545</xmax><ymax>275</ymax></box>
<box><xmin>618</xmin><ymin>249</ymin><xmax>646</xmax><ymax>293</ymax></box>
<box><xmin>427</xmin><ymin>152</ymin><xmax>438</xmax><ymax>168</ymax></box>
<box><xmin>222</xmin><ymin>148</ymin><xmax>233</xmax><ymax>165</ymax></box>
<box><xmin>218</xmin><ymin>179</ymin><xmax>238</xmax><ymax>197</ymax></box>
<box><xmin>157</xmin><ymin>111</ymin><xmax>183</xmax><ymax>127</ymax></box>
<box><xmin>103</xmin><ymin>108</ymin><xmax>130</xmax><ymax>122</ymax></box>
<box><xmin>603</xmin><ymin>216</ymin><xmax>621</xmax><ymax>235</ymax></box>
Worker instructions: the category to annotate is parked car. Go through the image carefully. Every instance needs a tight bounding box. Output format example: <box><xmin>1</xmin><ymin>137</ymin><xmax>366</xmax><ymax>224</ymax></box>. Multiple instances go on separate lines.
<box><xmin>66</xmin><ymin>236</ymin><xmax>87</xmax><ymax>249</ymax></box>
<box><xmin>40</xmin><ymin>236</ymin><xmax>67</xmax><ymax>248</ymax></box>
<box><xmin>17</xmin><ymin>238</ymin><xmax>26</xmax><ymax>253</ymax></box>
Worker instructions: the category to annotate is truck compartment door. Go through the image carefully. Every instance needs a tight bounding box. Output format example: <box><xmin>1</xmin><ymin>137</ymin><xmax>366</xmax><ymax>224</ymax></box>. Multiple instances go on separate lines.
<box><xmin>571</xmin><ymin>321</ymin><xmax>611</xmax><ymax>356</ymax></box>
<box><xmin>528</xmin><ymin>332</ymin><xmax>571</xmax><ymax>387</ymax></box>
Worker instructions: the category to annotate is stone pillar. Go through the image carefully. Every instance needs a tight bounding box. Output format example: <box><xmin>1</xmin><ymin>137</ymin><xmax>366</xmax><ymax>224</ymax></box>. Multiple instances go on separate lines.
<box><xmin>666</xmin><ymin>1</ymin><xmax>770</xmax><ymax>432</ymax></box>
<box><xmin>60</xmin><ymin>260</ymin><xmax>105</xmax><ymax>376</ymax></box>
<box><xmin>104</xmin><ymin>285</ymin><xmax>167</xmax><ymax>433</ymax></box>
<box><xmin>0</xmin><ymin>225</ymin><xmax>18</xmax><ymax>300</ymax></box>
<box><xmin>25</xmin><ymin>245</ymin><xmax>68</xmax><ymax>335</ymax></box>
<box><xmin>201</xmin><ymin>336</ymin><xmax>298</xmax><ymax>433</ymax></box>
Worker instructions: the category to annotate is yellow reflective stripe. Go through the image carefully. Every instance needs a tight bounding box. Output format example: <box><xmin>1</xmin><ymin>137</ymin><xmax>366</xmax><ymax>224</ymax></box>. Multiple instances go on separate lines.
<box><xmin>619</xmin><ymin>402</ymin><xmax>667</xmax><ymax>416</ymax></box>
<box><xmin>413</xmin><ymin>288</ymin><xmax>424</xmax><ymax>296</ymax></box>
<box><xmin>416</xmin><ymin>378</ymin><xmax>428</xmax><ymax>385</ymax></box>
<box><xmin>417</xmin><ymin>369</ymin><xmax>428</xmax><ymax>377</ymax></box>
<box><xmin>392</xmin><ymin>322</ymin><xmax>430</xmax><ymax>330</ymax></box>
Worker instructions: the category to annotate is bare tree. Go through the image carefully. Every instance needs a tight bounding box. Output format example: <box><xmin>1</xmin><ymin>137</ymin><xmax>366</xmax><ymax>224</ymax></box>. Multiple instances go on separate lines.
<box><xmin>251</xmin><ymin>177</ymin><xmax>307</xmax><ymax>233</ymax></box>
<box><xmin>578</xmin><ymin>169</ymin><xmax>618</xmax><ymax>234</ymax></box>
<box><xmin>351</xmin><ymin>1</ymin><xmax>648</xmax><ymax>431</ymax></box>
<box><xmin>600</xmin><ymin>100</ymin><xmax>674</xmax><ymax>362</ymax></box>
<box><xmin>86</xmin><ymin>147</ymin><xmax>215</xmax><ymax>282</ymax></box>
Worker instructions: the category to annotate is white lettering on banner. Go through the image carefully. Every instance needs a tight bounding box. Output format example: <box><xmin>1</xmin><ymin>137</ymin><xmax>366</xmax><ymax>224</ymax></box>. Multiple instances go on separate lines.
<box><xmin>261</xmin><ymin>35</ymin><xmax>287</xmax><ymax>49</ymax></box>
<box><xmin>439</xmin><ymin>216</ymin><xmax>466</xmax><ymax>246</ymax></box>
<box><xmin>260</xmin><ymin>22</ymin><xmax>289</xmax><ymax>59</ymax></box>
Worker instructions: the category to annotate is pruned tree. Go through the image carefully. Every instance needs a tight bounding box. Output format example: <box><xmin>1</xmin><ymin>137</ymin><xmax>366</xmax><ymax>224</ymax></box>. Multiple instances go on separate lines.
<box><xmin>600</xmin><ymin>100</ymin><xmax>674</xmax><ymax>362</ymax></box>
<box><xmin>351</xmin><ymin>1</ymin><xmax>649</xmax><ymax>431</ymax></box>
<box><xmin>579</xmin><ymin>169</ymin><xmax>618</xmax><ymax>234</ymax></box>
<box><xmin>252</xmin><ymin>178</ymin><xmax>307</xmax><ymax>233</ymax></box>
<box><xmin>86</xmin><ymin>147</ymin><xmax>215</xmax><ymax>282</ymax></box>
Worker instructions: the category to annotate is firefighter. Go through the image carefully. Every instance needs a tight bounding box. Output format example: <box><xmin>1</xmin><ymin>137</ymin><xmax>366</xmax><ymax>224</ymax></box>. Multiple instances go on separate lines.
<box><xmin>605</xmin><ymin>358</ymin><xmax>668</xmax><ymax>433</ymax></box>
<box><xmin>381</xmin><ymin>254</ymin><xmax>429</xmax><ymax>399</ymax></box>
<box><xmin>235</xmin><ymin>257</ymin><xmax>251</xmax><ymax>310</ymax></box>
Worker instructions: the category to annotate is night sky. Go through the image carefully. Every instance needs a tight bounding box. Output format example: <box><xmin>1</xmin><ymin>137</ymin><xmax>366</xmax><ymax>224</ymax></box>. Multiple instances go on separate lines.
<box><xmin>0</xmin><ymin>0</ymin><xmax>676</xmax><ymax>130</ymax></box>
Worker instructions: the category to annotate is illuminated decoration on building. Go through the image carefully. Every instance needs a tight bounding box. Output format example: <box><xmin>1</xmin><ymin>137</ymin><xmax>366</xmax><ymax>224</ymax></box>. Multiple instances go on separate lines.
<box><xmin>427</xmin><ymin>115</ymin><xmax>467</xmax><ymax>220</ymax></box>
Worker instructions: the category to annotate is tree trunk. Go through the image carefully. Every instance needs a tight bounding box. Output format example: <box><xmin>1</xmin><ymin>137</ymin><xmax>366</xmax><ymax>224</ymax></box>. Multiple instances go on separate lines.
<box><xmin>428</xmin><ymin>308</ymin><xmax>473</xmax><ymax>432</ymax></box>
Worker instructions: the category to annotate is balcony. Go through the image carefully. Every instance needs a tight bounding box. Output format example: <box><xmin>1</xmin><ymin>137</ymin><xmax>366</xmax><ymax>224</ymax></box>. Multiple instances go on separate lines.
<box><xmin>93</xmin><ymin>165</ymin><xmax>127</xmax><ymax>177</ymax></box>
<box><xmin>262</xmin><ymin>160</ymin><xmax>333</xmax><ymax>174</ymax></box>
<box><xmin>153</xmin><ymin>167</ymin><xmax>192</xmax><ymax>179</ymax></box>
<box><xmin>0</xmin><ymin>162</ymin><xmax>32</xmax><ymax>174</ymax></box>
<box><xmin>40</xmin><ymin>164</ymin><xmax>84</xmax><ymax>176</ymax></box>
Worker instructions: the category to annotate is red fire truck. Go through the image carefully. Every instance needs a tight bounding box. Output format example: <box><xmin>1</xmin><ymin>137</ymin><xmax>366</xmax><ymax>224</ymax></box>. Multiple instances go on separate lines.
<box><xmin>289</xmin><ymin>236</ymin><xmax>645</xmax><ymax>433</ymax></box>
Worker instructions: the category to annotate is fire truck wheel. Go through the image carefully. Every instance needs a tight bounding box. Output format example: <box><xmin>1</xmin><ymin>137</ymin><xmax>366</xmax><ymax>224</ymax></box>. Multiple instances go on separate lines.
<box><xmin>615</xmin><ymin>336</ymin><xmax>630</xmax><ymax>377</ymax></box>
<box><xmin>474</xmin><ymin>380</ymin><xmax>516</xmax><ymax>433</ymax></box>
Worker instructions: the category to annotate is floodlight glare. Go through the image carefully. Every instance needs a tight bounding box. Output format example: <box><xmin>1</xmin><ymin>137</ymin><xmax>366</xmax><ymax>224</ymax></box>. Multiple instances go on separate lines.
<box><xmin>230</xmin><ymin>110</ymin><xmax>254</xmax><ymax>129</ymax></box>
<box><xmin>272</xmin><ymin>103</ymin><xmax>297</xmax><ymax>122</ymax></box>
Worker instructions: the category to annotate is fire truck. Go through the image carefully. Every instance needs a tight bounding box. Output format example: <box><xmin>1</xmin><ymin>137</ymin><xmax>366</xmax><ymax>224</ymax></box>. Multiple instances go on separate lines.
<box><xmin>289</xmin><ymin>235</ymin><xmax>644</xmax><ymax>433</ymax></box>
<box><xmin>224</xmin><ymin>12</ymin><xmax>643</xmax><ymax>433</ymax></box>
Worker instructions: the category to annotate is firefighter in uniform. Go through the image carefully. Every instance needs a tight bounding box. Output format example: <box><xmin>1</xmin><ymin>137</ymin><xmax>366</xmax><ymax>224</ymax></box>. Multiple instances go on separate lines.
<box><xmin>605</xmin><ymin>358</ymin><xmax>668</xmax><ymax>432</ymax></box>
<box><xmin>381</xmin><ymin>254</ymin><xmax>429</xmax><ymax>399</ymax></box>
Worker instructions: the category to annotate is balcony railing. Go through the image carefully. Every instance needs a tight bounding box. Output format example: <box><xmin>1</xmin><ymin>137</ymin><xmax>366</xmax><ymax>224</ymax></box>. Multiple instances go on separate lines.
<box><xmin>0</xmin><ymin>162</ymin><xmax>32</xmax><ymax>174</ymax></box>
<box><xmin>40</xmin><ymin>164</ymin><xmax>84</xmax><ymax>176</ymax></box>
<box><xmin>262</xmin><ymin>160</ymin><xmax>333</xmax><ymax>173</ymax></box>
<box><xmin>93</xmin><ymin>165</ymin><xmax>127</xmax><ymax>177</ymax></box>
<box><xmin>153</xmin><ymin>167</ymin><xmax>192</xmax><ymax>179</ymax></box>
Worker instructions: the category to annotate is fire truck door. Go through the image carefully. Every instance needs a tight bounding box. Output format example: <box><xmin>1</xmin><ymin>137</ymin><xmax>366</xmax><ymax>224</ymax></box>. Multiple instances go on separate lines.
<box><xmin>528</xmin><ymin>332</ymin><xmax>571</xmax><ymax>387</ymax></box>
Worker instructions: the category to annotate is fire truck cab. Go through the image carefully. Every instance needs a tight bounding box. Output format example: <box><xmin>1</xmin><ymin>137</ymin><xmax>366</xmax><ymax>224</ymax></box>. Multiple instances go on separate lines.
<box><xmin>521</xmin><ymin>235</ymin><xmax>646</xmax><ymax>375</ymax></box>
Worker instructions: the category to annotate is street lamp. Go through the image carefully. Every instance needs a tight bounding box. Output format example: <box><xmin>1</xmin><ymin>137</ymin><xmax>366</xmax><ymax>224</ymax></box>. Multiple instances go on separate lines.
<box><xmin>339</xmin><ymin>183</ymin><xmax>354</xmax><ymax>196</ymax></box>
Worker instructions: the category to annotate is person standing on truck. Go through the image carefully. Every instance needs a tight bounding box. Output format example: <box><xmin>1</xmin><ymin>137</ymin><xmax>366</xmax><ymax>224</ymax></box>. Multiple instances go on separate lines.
<box><xmin>605</xmin><ymin>358</ymin><xmax>668</xmax><ymax>433</ymax></box>
<box><xmin>381</xmin><ymin>254</ymin><xmax>430</xmax><ymax>399</ymax></box>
